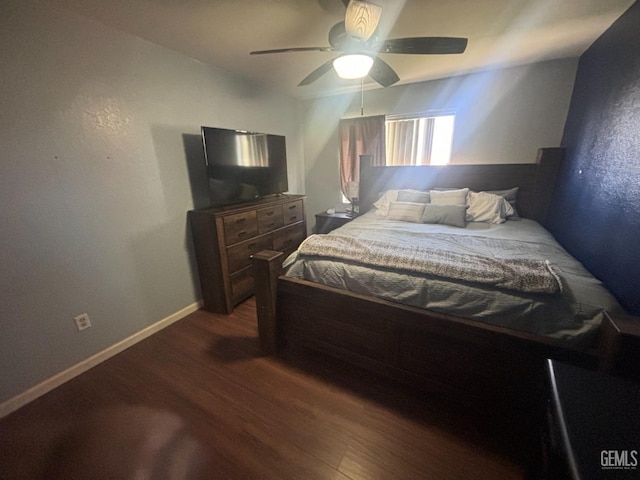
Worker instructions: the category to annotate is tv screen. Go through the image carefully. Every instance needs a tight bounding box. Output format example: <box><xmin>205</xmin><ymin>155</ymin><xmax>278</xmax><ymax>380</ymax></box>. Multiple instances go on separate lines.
<box><xmin>202</xmin><ymin>127</ymin><xmax>289</xmax><ymax>206</ymax></box>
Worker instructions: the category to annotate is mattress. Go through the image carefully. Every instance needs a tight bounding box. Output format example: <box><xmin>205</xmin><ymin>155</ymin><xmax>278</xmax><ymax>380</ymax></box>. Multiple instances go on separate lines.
<box><xmin>284</xmin><ymin>212</ymin><xmax>623</xmax><ymax>346</ymax></box>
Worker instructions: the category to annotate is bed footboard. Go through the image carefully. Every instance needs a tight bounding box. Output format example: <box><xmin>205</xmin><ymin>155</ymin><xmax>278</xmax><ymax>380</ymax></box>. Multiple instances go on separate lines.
<box><xmin>252</xmin><ymin>250</ymin><xmax>640</xmax><ymax>390</ymax></box>
<box><xmin>599</xmin><ymin>313</ymin><xmax>640</xmax><ymax>380</ymax></box>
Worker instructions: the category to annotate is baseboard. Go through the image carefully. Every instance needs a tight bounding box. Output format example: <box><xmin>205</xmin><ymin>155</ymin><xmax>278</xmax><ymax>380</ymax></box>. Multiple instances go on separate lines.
<box><xmin>0</xmin><ymin>301</ymin><xmax>202</xmax><ymax>419</ymax></box>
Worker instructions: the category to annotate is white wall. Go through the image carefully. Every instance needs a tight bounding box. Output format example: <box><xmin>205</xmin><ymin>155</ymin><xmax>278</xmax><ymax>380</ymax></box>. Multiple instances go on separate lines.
<box><xmin>301</xmin><ymin>58</ymin><xmax>578</xmax><ymax>227</ymax></box>
<box><xmin>0</xmin><ymin>0</ymin><xmax>303</xmax><ymax>405</ymax></box>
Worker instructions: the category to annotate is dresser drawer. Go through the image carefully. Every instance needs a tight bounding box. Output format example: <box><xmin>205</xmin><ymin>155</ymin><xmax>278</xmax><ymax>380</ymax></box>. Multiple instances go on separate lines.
<box><xmin>283</xmin><ymin>200</ymin><xmax>304</xmax><ymax>225</ymax></box>
<box><xmin>223</xmin><ymin>211</ymin><xmax>257</xmax><ymax>245</ymax></box>
<box><xmin>227</xmin><ymin>234</ymin><xmax>273</xmax><ymax>273</ymax></box>
<box><xmin>230</xmin><ymin>266</ymin><xmax>254</xmax><ymax>304</ymax></box>
<box><xmin>273</xmin><ymin>222</ymin><xmax>305</xmax><ymax>252</ymax></box>
<box><xmin>257</xmin><ymin>205</ymin><xmax>283</xmax><ymax>234</ymax></box>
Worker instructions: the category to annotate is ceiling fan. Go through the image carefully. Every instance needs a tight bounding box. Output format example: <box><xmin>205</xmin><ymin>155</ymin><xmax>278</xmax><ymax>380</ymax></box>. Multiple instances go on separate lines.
<box><xmin>249</xmin><ymin>0</ymin><xmax>468</xmax><ymax>88</ymax></box>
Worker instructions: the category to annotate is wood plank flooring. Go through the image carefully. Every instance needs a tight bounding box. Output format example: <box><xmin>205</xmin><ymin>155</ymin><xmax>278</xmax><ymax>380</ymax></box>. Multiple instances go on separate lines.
<box><xmin>0</xmin><ymin>298</ymin><xmax>536</xmax><ymax>479</ymax></box>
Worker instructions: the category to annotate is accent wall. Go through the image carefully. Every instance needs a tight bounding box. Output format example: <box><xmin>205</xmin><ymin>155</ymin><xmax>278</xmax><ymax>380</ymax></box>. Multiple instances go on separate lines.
<box><xmin>547</xmin><ymin>1</ymin><xmax>640</xmax><ymax>315</ymax></box>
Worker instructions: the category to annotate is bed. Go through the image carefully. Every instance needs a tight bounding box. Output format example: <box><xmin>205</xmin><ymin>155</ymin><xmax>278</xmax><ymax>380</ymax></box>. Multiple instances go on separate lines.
<box><xmin>252</xmin><ymin>148</ymin><xmax>640</xmax><ymax>423</ymax></box>
<box><xmin>285</xmin><ymin>211</ymin><xmax>619</xmax><ymax>348</ymax></box>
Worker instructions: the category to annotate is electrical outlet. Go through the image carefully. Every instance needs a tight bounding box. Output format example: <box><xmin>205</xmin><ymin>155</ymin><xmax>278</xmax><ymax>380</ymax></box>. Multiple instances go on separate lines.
<box><xmin>74</xmin><ymin>313</ymin><xmax>91</xmax><ymax>332</ymax></box>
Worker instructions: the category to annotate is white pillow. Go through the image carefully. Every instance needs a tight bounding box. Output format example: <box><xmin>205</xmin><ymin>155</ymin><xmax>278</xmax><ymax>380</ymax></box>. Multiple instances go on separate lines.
<box><xmin>374</xmin><ymin>189</ymin><xmax>427</xmax><ymax>216</ymax></box>
<box><xmin>373</xmin><ymin>190</ymin><xmax>399</xmax><ymax>216</ymax></box>
<box><xmin>466</xmin><ymin>191</ymin><xmax>515</xmax><ymax>224</ymax></box>
<box><xmin>387</xmin><ymin>201</ymin><xmax>426</xmax><ymax>223</ymax></box>
<box><xmin>429</xmin><ymin>188</ymin><xmax>469</xmax><ymax>206</ymax></box>
<box><xmin>487</xmin><ymin>187</ymin><xmax>519</xmax><ymax>218</ymax></box>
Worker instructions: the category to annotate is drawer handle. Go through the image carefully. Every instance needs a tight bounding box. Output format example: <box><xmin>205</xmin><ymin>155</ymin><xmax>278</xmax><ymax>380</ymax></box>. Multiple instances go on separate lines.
<box><xmin>288</xmin><ymin>205</ymin><xmax>296</xmax><ymax>210</ymax></box>
<box><xmin>266</xmin><ymin>211</ymin><xmax>274</xmax><ymax>216</ymax></box>
<box><xmin>267</xmin><ymin>222</ymin><xmax>275</xmax><ymax>227</ymax></box>
<box><xmin>238</xmin><ymin>231</ymin><xmax>248</xmax><ymax>237</ymax></box>
<box><xmin>247</xmin><ymin>243</ymin><xmax>257</xmax><ymax>249</ymax></box>
<box><xmin>236</xmin><ymin>218</ymin><xmax>246</xmax><ymax>224</ymax></box>
<box><xmin>290</xmin><ymin>216</ymin><xmax>297</xmax><ymax>221</ymax></box>
<box><xmin>286</xmin><ymin>228</ymin><xmax>292</xmax><ymax>233</ymax></box>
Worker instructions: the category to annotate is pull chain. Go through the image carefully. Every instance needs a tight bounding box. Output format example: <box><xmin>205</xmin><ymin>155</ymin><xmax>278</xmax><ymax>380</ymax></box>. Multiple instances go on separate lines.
<box><xmin>360</xmin><ymin>78</ymin><xmax>365</xmax><ymax>116</ymax></box>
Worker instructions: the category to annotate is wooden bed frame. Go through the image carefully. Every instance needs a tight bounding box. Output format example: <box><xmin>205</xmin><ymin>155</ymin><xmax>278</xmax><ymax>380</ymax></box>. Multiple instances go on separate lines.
<box><xmin>252</xmin><ymin>148</ymin><xmax>640</xmax><ymax>421</ymax></box>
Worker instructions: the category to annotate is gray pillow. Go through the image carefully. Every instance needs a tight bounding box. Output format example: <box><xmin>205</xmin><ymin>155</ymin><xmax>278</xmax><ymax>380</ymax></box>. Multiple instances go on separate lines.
<box><xmin>421</xmin><ymin>204</ymin><xmax>468</xmax><ymax>228</ymax></box>
<box><xmin>397</xmin><ymin>190</ymin><xmax>430</xmax><ymax>203</ymax></box>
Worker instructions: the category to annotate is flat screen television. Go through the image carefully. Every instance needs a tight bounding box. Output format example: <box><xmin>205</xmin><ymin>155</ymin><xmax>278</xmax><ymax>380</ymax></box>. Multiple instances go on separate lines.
<box><xmin>202</xmin><ymin>126</ymin><xmax>289</xmax><ymax>206</ymax></box>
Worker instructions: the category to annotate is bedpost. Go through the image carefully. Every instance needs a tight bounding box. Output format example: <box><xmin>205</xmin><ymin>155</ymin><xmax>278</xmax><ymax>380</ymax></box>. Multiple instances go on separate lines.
<box><xmin>598</xmin><ymin>313</ymin><xmax>640</xmax><ymax>380</ymax></box>
<box><xmin>533</xmin><ymin>147</ymin><xmax>564</xmax><ymax>226</ymax></box>
<box><xmin>252</xmin><ymin>250</ymin><xmax>284</xmax><ymax>354</ymax></box>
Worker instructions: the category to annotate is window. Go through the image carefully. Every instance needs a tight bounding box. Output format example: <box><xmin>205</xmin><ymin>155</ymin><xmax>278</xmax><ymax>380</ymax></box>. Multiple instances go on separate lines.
<box><xmin>385</xmin><ymin>113</ymin><xmax>455</xmax><ymax>166</ymax></box>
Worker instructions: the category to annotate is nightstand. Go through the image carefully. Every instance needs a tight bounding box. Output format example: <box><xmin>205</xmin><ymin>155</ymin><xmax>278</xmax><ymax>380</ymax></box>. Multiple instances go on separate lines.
<box><xmin>315</xmin><ymin>211</ymin><xmax>355</xmax><ymax>234</ymax></box>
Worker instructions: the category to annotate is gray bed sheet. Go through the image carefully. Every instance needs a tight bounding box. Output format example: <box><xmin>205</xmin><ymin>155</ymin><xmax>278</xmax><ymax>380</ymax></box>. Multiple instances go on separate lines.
<box><xmin>284</xmin><ymin>211</ymin><xmax>623</xmax><ymax>346</ymax></box>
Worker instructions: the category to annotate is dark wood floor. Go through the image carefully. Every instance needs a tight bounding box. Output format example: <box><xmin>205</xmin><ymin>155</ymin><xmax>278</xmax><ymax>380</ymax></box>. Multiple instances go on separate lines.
<box><xmin>0</xmin><ymin>297</ymin><xmax>535</xmax><ymax>479</ymax></box>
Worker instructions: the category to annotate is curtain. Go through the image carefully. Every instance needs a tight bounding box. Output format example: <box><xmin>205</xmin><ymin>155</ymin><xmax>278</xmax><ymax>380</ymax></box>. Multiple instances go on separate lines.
<box><xmin>339</xmin><ymin>115</ymin><xmax>386</xmax><ymax>198</ymax></box>
<box><xmin>386</xmin><ymin>117</ymin><xmax>435</xmax><ymax>165</ymax></box>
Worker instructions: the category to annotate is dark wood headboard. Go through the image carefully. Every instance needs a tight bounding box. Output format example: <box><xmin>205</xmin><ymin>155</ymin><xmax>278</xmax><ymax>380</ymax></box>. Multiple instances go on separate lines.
<box><xmin>358</xmin><ymin>148</ymin><xmax>564</xmax><ymax>226</ymax></box>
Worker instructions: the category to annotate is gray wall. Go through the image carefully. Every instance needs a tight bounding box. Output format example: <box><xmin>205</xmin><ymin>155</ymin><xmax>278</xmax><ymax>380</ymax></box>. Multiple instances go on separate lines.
<box><xmin>0</xmin><ymin>0</ymin><xmax>303</xmax><ymax>404</ymax></box>
<box><xmin>301</xmin><ymin>58</ymin><xmax>578</xmax><ymax>227</ymax></box>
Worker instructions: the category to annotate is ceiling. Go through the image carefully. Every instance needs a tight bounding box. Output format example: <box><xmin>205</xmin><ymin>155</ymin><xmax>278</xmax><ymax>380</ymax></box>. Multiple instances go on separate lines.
<box><xmin>47</xmin><ymin>0</ymin><xmax>635</xmax><ymax>99</ymax></box>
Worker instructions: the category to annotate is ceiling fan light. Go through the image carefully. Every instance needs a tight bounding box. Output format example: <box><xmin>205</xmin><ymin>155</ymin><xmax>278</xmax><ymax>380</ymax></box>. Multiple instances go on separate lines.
<box><xmin>345</xmin><ymin>0</ymin><xmax>382</xmax><ymax>41</ymax></box>
<box><xmin>333</xmin><ymin>54</ymin><xmax>374</xmax><ymax>79</ymax></box>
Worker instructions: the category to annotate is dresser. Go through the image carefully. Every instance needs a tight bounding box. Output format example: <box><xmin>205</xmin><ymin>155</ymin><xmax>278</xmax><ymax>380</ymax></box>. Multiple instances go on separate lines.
<box><xmin>189</xmin><ymin>195</ymin><xmax>306</xmax><ymax>314</ymax></box>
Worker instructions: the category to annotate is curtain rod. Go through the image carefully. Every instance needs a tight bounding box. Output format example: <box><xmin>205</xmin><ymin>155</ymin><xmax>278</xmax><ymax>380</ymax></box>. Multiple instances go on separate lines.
<box><xmin>386</xmin><ymin>110</ymin><xmax>456</xmax><ymax>121</ymax></box>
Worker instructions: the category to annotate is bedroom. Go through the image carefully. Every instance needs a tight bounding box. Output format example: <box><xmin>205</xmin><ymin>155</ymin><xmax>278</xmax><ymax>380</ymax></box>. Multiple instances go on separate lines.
<box><xmin>1</xmin><ymin>0</ymin><xmax>639</xmax><ymax>477</ymax></box>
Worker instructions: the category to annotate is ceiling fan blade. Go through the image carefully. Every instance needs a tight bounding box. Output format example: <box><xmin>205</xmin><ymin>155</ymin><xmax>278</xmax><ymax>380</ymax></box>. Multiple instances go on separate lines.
<box><xmin>298</xmin><ymin>58</ymin><xmax>337</xmax><ymax>86</ymax></box>
<box><xmin>380</xmin><ymin>37</ymin><xmax>468</xmax><ymax>55</ymax></box>
<box><xmin>368</xmin><ymin>56</ymin><xmax>400</xmax><ymax>88</ymax></box>
<box><xmin>250</xmin><ymin>46</ymin><xmax>334</xmax><ymax>55</ymax></box>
